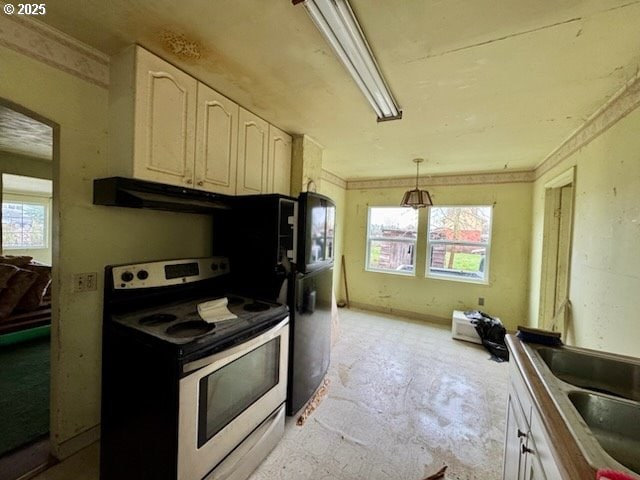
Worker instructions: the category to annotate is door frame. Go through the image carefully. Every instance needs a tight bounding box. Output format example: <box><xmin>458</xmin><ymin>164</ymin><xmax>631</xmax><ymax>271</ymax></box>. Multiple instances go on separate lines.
<box><xmin>538</xmin><ymin>166</ymin><xmax>575</xmax><ymax>335</ymax></box>
<box><xmin>0</xmin><ymin>97</ymin><xmax>59</xmax><ymax>473</ymax></box>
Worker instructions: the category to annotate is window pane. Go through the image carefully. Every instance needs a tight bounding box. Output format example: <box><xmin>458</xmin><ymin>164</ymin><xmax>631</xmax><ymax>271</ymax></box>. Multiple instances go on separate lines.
<box><xmin>368</xmin><ymin>207</ymin><xmax>417</xmax><ymax>240</ymax></box>
<box><xmin>1</xmin><ymin>201</ymin><xmax>47</xmax><ymax>248</ymax></box>
<box><xmin>429</xmin><ymin>206</ymin><xmax>492</xmax><ymax>243</ymax></box>
<box><xmin>368</xmin><ymin>240</ymin><xmax>415</xmax><ymax>273</ymax></box>
<box><xmin>367</xmin><ymin>207</ymin><xmax>418</xmax><ymax>274</ymax></box>
<box><xmin>429</xmin><ymin>244</ymin><xmax>487</xmax><ymax>280</ymax></box>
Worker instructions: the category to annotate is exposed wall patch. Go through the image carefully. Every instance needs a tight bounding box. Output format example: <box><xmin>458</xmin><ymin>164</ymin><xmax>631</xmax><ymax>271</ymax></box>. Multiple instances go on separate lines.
<box><xmin>160</xmin><ymin>30</ymin><xmax>202</xmax><ymax>60</ymax></box>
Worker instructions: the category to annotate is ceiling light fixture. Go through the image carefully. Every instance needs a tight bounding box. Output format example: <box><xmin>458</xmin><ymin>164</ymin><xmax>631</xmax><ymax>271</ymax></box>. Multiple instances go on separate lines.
<box><xmin>401</xmin><ymin>158</ymin><xmax>433</xmax><ymax>209</ymax></box>
<box><xmin>294</xmin><ymin>0</ymin><xmax>402</xmax><ymax>122</ymax></box>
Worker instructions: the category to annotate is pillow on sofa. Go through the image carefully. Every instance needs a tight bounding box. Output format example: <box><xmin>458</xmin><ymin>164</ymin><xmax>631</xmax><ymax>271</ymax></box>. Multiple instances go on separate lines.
<box><xmin>0</xmin><ymin>263</ymin><xmax>20</xmax><ymax>289</ymax></box>
<box><xmin>0</xmin><ymin>255</ymin><xmax>33</xmax><ymax>267</ymax></box>
<box><xmin>16</xmin><ymin>264</ymin><xmax>52</xmax><ymax>311</ymax></box>
<box><xmin>0</xmin><ymin>268</ymin><xmax>38</xmax><ymax>321</ymax></box>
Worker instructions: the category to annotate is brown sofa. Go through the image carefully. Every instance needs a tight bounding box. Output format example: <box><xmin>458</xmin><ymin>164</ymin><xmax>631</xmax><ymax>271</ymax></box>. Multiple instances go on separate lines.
<box><xmin>0</xmin><ymin>256</ymin><xmax>52</xmax><ymax>335</ymax></box>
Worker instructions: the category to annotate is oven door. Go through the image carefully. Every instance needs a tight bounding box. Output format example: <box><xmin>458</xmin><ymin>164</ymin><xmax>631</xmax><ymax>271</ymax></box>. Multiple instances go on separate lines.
<box><xmin>177</xmin><ymin>318</ymin><xmax>289</xmax><ymax>480</ymax></box>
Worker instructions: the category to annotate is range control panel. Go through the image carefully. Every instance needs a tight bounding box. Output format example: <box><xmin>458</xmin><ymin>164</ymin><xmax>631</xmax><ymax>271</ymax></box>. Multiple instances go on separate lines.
<box><xmin>111</xmin><ymin>257</ymin><xmax>230</xmax><ymax>289</ymax></box>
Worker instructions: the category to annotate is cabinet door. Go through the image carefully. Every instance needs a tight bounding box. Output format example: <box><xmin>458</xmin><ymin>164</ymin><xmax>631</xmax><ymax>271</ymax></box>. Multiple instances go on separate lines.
<box><xmin>267</xmin><ymin>125</ymin><xmax>292</xmax><ymax>195</ymax></box>
<box><xmin>503</xmin><ymin>393</ymin><xmax>528</xmax><ymax>480</ymax></box>
<box><xmin>236</xmin><ymin>108</ymin><xmax>269</xmax><ymax>195</ymax></box>
<box><xmin>195</xmin><ymin>83</ymin><xmax>239</xmax><ymax>194</ymax></box>
<box><xmin>134</xmin><ymin>47</ymin><xmax>197</xmax><ymax>187</ymax></box>
<box><xmin>522</xmin><ymin>444</ymin><xmax>547</xmax><ymax>480</ymax></box>
<box><xmin>529</xmin><ymin>410</ymin><xmax>562</xmax><ymax>480</ymax></box>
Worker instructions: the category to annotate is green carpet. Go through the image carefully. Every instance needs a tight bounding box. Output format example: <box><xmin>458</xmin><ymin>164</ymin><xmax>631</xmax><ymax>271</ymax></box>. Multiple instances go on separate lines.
<box><xmin>0</xmin><ymin>335</ymin><xmax>50</xmax><ymax>455</ymax></box>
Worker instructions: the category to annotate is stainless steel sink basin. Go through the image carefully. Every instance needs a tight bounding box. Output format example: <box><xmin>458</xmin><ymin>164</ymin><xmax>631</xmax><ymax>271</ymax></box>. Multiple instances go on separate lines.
<box><xmin>537</xmin><ymin>347</ymin><xmax>640</xmax><ymax>401</ymax></box>
<box><xmin>569</xmin><ymin>391</ymin><xmax>640</xmax><ymax>473</ymax></box>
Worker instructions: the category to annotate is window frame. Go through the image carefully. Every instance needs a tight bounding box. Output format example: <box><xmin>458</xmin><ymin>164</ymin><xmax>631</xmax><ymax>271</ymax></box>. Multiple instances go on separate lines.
<box><xmin>426</xmin><ymin>205</ymin><xmax>493</xmax><ymax>285</ymax></box>
<box><xmin>1</xmin><ymin>193</ymin><xmax>51</xmax><ymax>250</ymax></box>
<box><xmin>365</xmin><ymin>206</ymin><xmax>418</xmax><ymax>276</ymax></box>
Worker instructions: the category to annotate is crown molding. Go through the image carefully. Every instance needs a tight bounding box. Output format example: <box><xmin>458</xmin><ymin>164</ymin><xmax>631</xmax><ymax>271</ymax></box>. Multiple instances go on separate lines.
<box><xmin>535</xmin><ymin>71</ymin><xmax>640</xmax><ymax>179</ymax></box>
<box><xmin>321</xmin><ymin>169</ymin><xmax>347</xmax><ymax>189</ymax></box>
<box><xmin>346</xmin><ymin>170</ymin><xmax>535</xmax><ymax>190</ymax></box>
<box><xmin>0</xmin><ymin>9</ymin><xmax>109</xmax><ymax>88</ymax></box>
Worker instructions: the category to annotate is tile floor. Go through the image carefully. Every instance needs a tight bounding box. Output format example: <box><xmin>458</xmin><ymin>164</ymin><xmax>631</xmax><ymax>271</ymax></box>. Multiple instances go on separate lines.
<box><xmin>30</xmin><ymin>308</ymin><xmax>509</xmax><ymax>480</ymax></box>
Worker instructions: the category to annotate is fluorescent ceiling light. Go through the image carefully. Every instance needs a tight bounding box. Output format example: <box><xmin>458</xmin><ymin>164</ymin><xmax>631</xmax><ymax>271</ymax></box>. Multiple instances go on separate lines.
<box><xmin>296</xmin><ymin>0</ymin><xmax>402</xmax><ymax>122</ymax></box>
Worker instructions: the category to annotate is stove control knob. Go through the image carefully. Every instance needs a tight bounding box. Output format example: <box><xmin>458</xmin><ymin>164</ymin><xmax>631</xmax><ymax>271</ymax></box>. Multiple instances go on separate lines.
<box><xmin>137</xmin><ymin>270</ymin><xmax>149</xmax><ymax>280</ymax></box>
<box><xmin>210</xmin><ymin>263</ymin><xmax>219</xmax><ymax>271</ymax></box>
<box><xmin>121</xmin><ymin>271</ymin><xmax>134</xmax><ymax>282</ymax></box>
<box><xmin>220</xmin><ymin>262</ymin><xmax>228</xmax><ymax>270</ymax></box>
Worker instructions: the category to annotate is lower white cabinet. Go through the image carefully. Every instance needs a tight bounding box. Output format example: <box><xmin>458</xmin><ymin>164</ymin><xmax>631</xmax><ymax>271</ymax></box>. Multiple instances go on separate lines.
<box><xmin>503</xmin><ymin>364</ymin><xmax>561</xmax><ymax>480</ymax></box>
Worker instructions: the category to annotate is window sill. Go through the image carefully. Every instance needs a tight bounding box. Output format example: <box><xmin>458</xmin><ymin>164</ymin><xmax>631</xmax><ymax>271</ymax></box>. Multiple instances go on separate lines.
<box><xmin>365</xmin><ymin>267</ymin><xmax>416</xmax><ymax>277</ymax></box>
<box><xmin>426</xmin><ymin>271</ymin><xmax>489</xmax><ymax>285</ymax></box>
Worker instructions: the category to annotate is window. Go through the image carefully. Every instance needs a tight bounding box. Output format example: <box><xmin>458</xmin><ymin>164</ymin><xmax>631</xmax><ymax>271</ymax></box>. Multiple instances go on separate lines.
<box><xmin>366</xmin><ymin>207</ymin><xmax>418</xmax><ymax>274</ymax></box>
<box><xmin>427</xmin><ymin>206</ymin><xmax>492</xmax><ymax>283</ymax></box>
<box><xmin>1</xmin><ymin>198</ymin><xmax>49</xmax><ymax>249</ymax></box>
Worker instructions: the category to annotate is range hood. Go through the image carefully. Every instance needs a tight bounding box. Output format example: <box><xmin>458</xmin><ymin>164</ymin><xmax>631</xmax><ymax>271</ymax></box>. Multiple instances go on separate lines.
<box><xmin>93</xmin><ymin>177</ymin><xmax>233</xmax><ymax>214</ymax></box>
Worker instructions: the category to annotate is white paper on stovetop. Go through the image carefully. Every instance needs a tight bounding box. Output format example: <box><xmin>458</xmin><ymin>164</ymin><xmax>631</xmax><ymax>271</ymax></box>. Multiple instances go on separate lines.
<box><xmin>197</xmin><ymin>297</ymin><xmax>238</xmax><ymax>323</ymax></box>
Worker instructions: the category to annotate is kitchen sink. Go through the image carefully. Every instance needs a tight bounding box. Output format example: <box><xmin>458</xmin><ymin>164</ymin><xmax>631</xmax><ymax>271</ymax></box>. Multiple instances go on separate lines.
<box><xmin>569</xmin><ymin>391</ymin><xmax>640</xmax><ymax>473</ymax></box>
<box><xmin>536</xmin><ymin>347</ymin><xmax>640</xmax><ymax>401</ymax></box>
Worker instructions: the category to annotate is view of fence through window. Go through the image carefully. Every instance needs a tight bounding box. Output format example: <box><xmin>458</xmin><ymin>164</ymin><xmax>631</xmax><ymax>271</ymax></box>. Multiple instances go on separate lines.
<box><xmin>427</xmin><ymin>205</ymin><xmax>492</xmax><ymax>282</ymax></box>
<box><xmin>1</xmin><ymin>201</ymin><xmax>47</xmax><ymax>249</ymax></box>
<box><xmin>366</xmin><ymin>207</ymin><xmax>418</xmax><ymax>274</ymax></box>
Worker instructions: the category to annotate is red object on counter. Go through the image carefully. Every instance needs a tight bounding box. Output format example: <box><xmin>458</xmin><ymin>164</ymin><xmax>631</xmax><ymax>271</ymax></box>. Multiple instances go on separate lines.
<box><xmin>596</xmin><ymin>469</ymin><xmax>636</xmax><ymax>480</ymax></box>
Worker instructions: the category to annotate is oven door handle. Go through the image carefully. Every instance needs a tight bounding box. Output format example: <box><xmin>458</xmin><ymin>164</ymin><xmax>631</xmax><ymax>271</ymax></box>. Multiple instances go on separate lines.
<box><xmin>182</xmin><ymin>317</ymin><xmax>289</xmax><ymax>375</ymax></box>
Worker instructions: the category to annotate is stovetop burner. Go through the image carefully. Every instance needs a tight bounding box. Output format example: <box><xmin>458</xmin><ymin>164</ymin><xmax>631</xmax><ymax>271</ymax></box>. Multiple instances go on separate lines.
<box><xmin>226</xmin><ymin>295</ymin><xmax>244</xmax><ymax>306</ymax></box>
<box><xmin>166</xmin><ymin>320</ymin><xmax>214</xmax><ymax>338</ymax></box>
<box><xmin>139</xmin><ymin>313</ymin><xmax>178</xmax><ymax>325</ymax></box>
<box><xmin>110</xmin><ymin>293</ymin><xmax>288</xmax><ymax>352</ymax></box>
<box><xmin>243</xmin><ymin>301</ymin><xmax>270</xmax><ymax>312</ymax></box>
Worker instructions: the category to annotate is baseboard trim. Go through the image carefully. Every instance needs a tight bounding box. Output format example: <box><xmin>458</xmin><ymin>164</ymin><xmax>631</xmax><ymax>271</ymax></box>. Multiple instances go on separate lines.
<box><xmin>51</xmin><ymin>424</ymin><xmax>100</xmax><ymax>460</ymax></box>
<box><xmin>348</xmin><ymin>301</ymin><xmax>451</xmax><ymax>326</ymax></box>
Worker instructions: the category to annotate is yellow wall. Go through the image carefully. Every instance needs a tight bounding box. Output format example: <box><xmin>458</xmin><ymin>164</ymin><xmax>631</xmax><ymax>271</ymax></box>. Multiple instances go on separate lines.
<box><xmin>0</xmin><ymin>151</ymin><xmax>52</xmax><ymax>180</ymax></box>
<box><xmin>529</xmin><ymin>106</ymin><xmax>640</xmax><ymax>357</ymax></box>
<box><xmin>318</xmin><ymin>178</ymin><xmax>346</xmax><ymax>295</ymax></box>
<box><xmin>343</xmin><ymin>182</ymin><xmax>532</xmax><ymax>330</ymax></box>
<box><xmin>1</xmin><ymin>45</ymin><xmax>213</xmax><ymax>457</ymax></box>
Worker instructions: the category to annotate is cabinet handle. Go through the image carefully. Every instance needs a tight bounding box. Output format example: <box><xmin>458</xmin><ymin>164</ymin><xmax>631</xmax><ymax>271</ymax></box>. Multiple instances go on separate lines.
<box><xmin>197</xmin><ymin>180</ymin><xmax>204</xmax><ymax>186</ymax></box>
<box><xmin>185</xmin><ymin>178</ymin><xmax>193</xmax><ymax>184</ymax></box>
<box><xmin>521</xmin><ymin>445</ymin><xmax>534</xmax><ymax>455</ymax></box>
<box><xmin>517</xmin><ymin>429</ymin><xmax>527</xmax><ymax>438</ymax></box>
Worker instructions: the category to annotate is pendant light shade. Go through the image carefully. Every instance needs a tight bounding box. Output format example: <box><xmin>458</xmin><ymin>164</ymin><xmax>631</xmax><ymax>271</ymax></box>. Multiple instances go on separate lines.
<box><xmin>400</xmin><ymin>158</ymin><xmax>433</xmax><ymax>209</ymax></box>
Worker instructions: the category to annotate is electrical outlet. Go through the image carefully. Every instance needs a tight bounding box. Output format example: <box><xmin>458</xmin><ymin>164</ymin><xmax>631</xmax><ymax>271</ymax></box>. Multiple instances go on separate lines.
<box><xmin>478</xmin><ymin>297</ymin><xmax>485</xmax><ymax>306</ymax></box>
<box><xmin>74</xmin><ymin>272</ymin><xmax>98</xmax><ymax>292</ymax></box>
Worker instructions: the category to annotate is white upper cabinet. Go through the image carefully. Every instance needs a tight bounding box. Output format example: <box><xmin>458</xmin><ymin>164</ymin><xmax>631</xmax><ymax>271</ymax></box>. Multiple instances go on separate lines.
<box><xmin>195</xmin><ymin>83</ymin><xmax>239</xmax><ymax>194</ymax></box>
<box><xmin>236</xmin><ymin>108</ymin><xmax>269</xmax><ymax>195</ymax></box>
<box><xmin>109</xmin><ymin>45</ymin><xmax>291</xmax><ymax>196</ymax></box>
<box><xmin>110</xmin><ymin>45</ymin><xmax>197</xmax><ymax>188</ymax></box>
<box><xmin>268</xmin><ymin>125</ymin><xmax>292</xmax><ymax>196</ymax></box>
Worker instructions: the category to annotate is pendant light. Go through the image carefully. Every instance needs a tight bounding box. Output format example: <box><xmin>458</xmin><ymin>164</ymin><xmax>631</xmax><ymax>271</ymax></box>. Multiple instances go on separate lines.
<box><xmin>400</xmin><ymin>158</ymin><xmax>433</xmax><ymax>209</ymax></box>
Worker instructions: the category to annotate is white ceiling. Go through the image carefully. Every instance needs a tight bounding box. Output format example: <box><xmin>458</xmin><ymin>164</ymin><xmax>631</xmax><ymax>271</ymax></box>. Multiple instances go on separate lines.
<box><xmin>0</xmin><ymin>105</ymin><xmax>53</xmax><ymax>160</ymax></box>
<box><xmin>32</xmin><ymin>0</ymin><xmax>640</xmax><ymax>179</ymax></box>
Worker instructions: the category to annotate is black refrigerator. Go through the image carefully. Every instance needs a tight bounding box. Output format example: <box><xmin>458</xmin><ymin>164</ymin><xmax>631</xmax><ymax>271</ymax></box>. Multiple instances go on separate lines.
<box><xmin>225</xmin><ymin>192</ymin><xmax>336</xmax><ymax>415</ymax></box>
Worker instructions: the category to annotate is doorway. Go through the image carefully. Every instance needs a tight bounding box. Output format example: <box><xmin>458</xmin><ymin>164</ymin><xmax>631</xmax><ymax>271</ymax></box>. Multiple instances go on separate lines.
<box><xmin>0</xmin><ymin>101</ymin><xmax>56</xmax><ymax>480</ymax></box>
<box><xmin>538</xmin><ymin>167</ymin><xmax>575</xmax><ymax>340</ymax></box>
